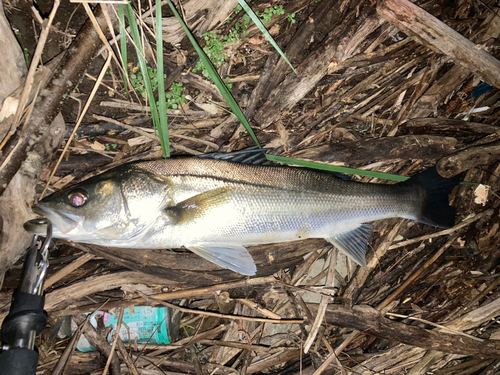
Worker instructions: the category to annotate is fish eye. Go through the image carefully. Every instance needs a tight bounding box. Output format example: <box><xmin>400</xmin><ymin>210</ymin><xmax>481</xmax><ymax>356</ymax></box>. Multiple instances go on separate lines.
<box><xmin>68</xmin><ymin>189</ymin><xmax>89</xmax><ymax>207</ymax></box>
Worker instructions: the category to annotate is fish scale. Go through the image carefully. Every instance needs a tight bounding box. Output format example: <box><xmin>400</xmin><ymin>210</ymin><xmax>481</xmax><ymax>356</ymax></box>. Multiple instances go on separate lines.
<box><xmin>24</xmin><ymin>158</ymin><xmax>460</xmax><ymax>275</ymax></box>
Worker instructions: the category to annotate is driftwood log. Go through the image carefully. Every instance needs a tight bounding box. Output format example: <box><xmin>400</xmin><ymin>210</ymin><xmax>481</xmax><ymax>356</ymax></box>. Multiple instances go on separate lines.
<box><xmin>0</xmin><ymin>6</ymin><xmax>116</xmax><ymax>197</ymax></box>
<box><xmin>0</xmin><ymin>6</ymin><xmax>117</xmax><ymax>277</ymax></box>
<box><xmin>405</xmin><ymin>118</ymin><xmax>500</xmax><ymax>137</ymax></box>
<box><xmin>72</xmin><ymin>239</ymin><xmax>328</xmax><ymax>285</ymax></box>
<box><xmin>321</xmin><ymin>304</ymin><xmax>500</xmax><ymax>358</ymax></box>
<box><xmin>293</xmin><ymin>135</ymin><xmax>458</xmax><ymax>165</ymax></box>
<box><xmin>254</xmin><ymin>2</ymin><xmax>383</xmax><ymax>128</ymax></box>
<box><xmin>437</xmin><ymin>140</ymin><xmax>500</xmax><ymax>177</ymax></box>
<box><xmin>377</xmin><ymin>0</ymin><xmax>500</xmax><ymax>89</ymax></box>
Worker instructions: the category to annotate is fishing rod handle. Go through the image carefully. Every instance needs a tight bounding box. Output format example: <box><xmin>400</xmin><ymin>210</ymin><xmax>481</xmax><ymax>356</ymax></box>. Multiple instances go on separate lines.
<box><xmin>0</xmin><ymin>291</ymin><xmax>47</xmax><ymax>375</ymax></box>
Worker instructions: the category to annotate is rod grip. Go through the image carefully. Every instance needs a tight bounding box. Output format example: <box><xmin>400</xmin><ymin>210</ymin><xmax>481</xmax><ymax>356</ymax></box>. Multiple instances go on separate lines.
<box><xmin>0</xmin><ymin>348</ymin><xmax>39</xmax><ymax>375</ymax></box>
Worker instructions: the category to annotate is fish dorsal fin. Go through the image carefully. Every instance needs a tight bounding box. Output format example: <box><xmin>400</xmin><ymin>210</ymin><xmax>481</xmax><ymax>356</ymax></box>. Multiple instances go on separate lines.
<box><xmin>164</xmin><ymin>187</ymin><xmax>234</xmax><ymax>225</ymax></box>
<box><xmin>326</xmin><ymin>224</ymin><xmax>373</xmax><ymax>267</ymax></box>
<box><xmin>199</xmin><ymin>146</ymin><xmax>272</xmax><ymax>166</ymax></box>
<box><xmin>187</xmin><ymin>243</ymin><xmax>257</xmax><ymax>276</ymax></box>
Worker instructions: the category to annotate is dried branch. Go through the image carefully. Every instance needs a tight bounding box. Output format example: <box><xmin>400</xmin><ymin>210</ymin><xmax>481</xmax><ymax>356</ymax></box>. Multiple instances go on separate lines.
<box><xmin>0</xmin><ymin>5</ymin><xmax>116</xmax><ymax>197</ymax></box>
<box><xmin>377</xmin><ymin>0</ymin><xmax>500</xmax><ymax>88</ymax></box>
<box><xmin>320</xmin><ymin>304</ymin><xmax>500</xmax><ymax>358</ymax></box>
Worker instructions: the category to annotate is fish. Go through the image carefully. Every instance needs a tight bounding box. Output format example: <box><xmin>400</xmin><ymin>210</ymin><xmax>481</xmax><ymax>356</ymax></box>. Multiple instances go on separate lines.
<box><xmin>24</xmin><ymin>157</ymin><xmax>460</xmax><ymax>275</ymax></box>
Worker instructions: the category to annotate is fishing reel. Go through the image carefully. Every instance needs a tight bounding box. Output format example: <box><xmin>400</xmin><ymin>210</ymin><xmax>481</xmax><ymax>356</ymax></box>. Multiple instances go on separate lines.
<box><xmin>0</xmin><ymin>219</ymin><xmax>52</xmax><ymax>375</ymax></box>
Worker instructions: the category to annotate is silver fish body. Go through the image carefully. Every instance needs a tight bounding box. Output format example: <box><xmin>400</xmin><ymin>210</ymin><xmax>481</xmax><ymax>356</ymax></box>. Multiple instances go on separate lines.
<box><xmin>25</xmin><ymin>158</ymin><xmax>459</xmax><ymax>275</ymax></box>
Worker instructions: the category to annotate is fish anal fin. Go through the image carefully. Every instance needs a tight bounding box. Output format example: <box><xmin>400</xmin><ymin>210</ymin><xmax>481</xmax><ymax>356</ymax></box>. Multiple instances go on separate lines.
<box><xmin>326</xmin><ymin>224</ymin><xmax>373</xmax><ymax>268</ymax></box>
<box><xmin>187</xmin><ymin>243</ymin><xmax>257</xmax><ymax>276</ymax></box>
<box><xmin>164</xmin><ymin>187</ymin><xmax>234</xmax><ymax>225</ymax></box>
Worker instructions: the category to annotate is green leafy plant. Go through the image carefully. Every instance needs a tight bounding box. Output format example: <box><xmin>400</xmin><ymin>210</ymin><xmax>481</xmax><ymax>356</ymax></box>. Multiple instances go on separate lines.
<box><xmin>130</xmin><ymin>65</ymin><xmax>167</xmax><ymax>98</ymax></box>
<box><xmin>224</xmin><ymin>77</ymin><xmax>233</xmax><ymax>91</ymax></box>
<box><xmin>233</xmin><ymin>4</ymin><xmax>243</xmax><ymax>14</ymax></box>
<box><xmin>105</xmin><ymin>143</ymin><xmax>118</xmax><ymax>151</ymax></box>
<box><xmin>193</xmin><ymin>33</ymin><xmax>228</xmax><ymax>79</ymax></box>
<box><xmin>13</xmin><ymin>28</ymin><xmax>30</xmax><ymax>68</ymax></box>
<box><xmin>119</xmin><ymin>3</ymin><xmax>169</xmax><ymax>157</ymax></box>
<box><xmin>287</xmin><ymin>13</ymin><xmax>296</xmax><ymax>24</ymax></box>
<box><xmin>165</xmin><ymin>82</ymin><xmax>186</xmax><ymax>109</ymax></box>
<box><xmin>166</xmin><ymin>0</ymin><xmax>261</xmax><ymax>147</ymax></box>
<box><xmin>260</xmin><ymin>5</ymin><xmax>285</xmax><ymax>23</ymax></box>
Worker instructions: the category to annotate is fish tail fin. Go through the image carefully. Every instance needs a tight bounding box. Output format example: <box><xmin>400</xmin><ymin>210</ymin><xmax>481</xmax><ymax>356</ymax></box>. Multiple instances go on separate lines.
<box><xmin>403</xmin><ymin>167</ymin><xmax>460</xmax><ymax>228</ymax></box>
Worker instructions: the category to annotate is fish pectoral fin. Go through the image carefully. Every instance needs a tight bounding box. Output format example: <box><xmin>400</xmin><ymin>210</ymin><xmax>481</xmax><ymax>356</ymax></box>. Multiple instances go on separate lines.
<box><xmin>326</xmin><ymin>224</ymin><xmax>373</xmax><ymax>268</ymax></box>
<box><xmin>164</xmin><ymin>187</ymin><xmax>234</xmax><ymax>225</ymax></box>
<box><xmin>187</xmin><ymin>243</ymin><xmax>257</xmax><ymax>276</ymax></box>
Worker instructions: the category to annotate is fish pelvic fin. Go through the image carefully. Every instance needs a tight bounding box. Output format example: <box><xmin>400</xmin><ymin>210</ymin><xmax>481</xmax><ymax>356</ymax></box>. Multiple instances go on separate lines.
<box><xmin>327</xmin><ymin>224</ymin><xmax>373</xmax><ymax>267</ymax></box>
<box><xmin>403</xmin><ymin>167</ymin><xmax>460</xmax><ymax>228</ymax></box>
<box><xmin>187</xmin><ymin>243</ymin><xmax>257</xmax><ymax>276</ymax></box>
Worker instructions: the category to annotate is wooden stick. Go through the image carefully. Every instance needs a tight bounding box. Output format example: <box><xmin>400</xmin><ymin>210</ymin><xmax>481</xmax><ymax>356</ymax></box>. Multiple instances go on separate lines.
<box><xmin>101</xmin><ymin>307</ymin><xmax>124</xmax><ymax>375</ymax></box>
<box><xmin>303</xmin><ymin>249</ymin><xmax>337</xmax><ymax>353</ymax></box>
<box><xmin>50</xmin><ymin>274</ymin><xmax>278</xmax><ymax>317</ymax></box>
<box><xmin>320</xmin><ymin>305</ymin><xmax>500</xmax><ymax>358</ymax></box>
<box><xmin>199</xmin><ymin>339</ymin><xmax>275</xmax><ymax>353</ymax></box>
<box><xmin>384</xmin><ymin>312</ymin><xmax>482</xmax><ymax>342</ymax></box>
<box><xmin>389</xmin><ymin>210</ymin><xmax>491</xmax><ymax>250</ymax></box>
<box><xmin>378</xmin><ymin>233</ymin><xmax>461</xmax><ymax>311</ymax></box>
<box><xmin>236</xmin><ymin>299</ymin><xmax>282</xmax><ymax>320</ymax></box>
<box><xmin>314</xmin><ymin>233</ymin><xmax>461</xmax><ymax>374</ymax></box>
<box><xmin>437</xmin><ymin>141</ymin><xmax>500</xmax><ymax>178</ymax></box>
<box><xmin>40</xmin><ymin>52</ymin><xmax>113</xmax><ymax>199</ymax></box>
<box><xmin>44</xmin><ymin>253</ymin><xmax>95</xmax><ymax>289</ymax></box>
<box><xmin>138</xmin><ymin>292</ymin><xmax>304</xmax><ymax>324</ymax></box>
<box><xmin>246</xmin><ymin>349</ymin><xmax>301</xmax><ymax>374</ymax></box>
<box><xmin>377</xmin><ymin>0</ymin><xmax>500</xmax><ymax>88</ymax></box>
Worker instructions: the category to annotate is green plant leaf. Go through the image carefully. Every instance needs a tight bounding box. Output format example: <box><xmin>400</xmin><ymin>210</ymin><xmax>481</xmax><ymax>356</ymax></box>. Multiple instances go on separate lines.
<box><xmin>166</xmin><ymin>0</ymin><xmax>261</xmax><ymax>147</ymax></box>
<box><xmin>125</xmin><ymin>3</ymin><xmax>168</xmax><ymax>157</ymax></box>
<box><xmin>236</xmin><ymin>0</ymin><xmax>296</xmax><ymax>75</ymax></box>
<box><xmin>117</xmin><ymin>4</ymin><xmax>129</xmax><ymax>96</ymax></box>
<box><xmin>264</xmin><ymin>154</ymin><xmax>410</xmax><ymax>181</ymax></box>
<box><xmin>155</xmin><ymin>0</ymin><xmax>170</xmax><ymax>157</ymax></box>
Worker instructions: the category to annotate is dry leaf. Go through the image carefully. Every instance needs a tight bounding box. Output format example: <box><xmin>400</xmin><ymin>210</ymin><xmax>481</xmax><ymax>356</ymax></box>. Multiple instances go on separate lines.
<box><xmin>248</xmin><ymin>36</ymin><xmax>263</xmax><ymax>45</ymax></box>
<box><xmin>90</xmin><ymin>141</ymin><xmax>105</xmax><ymax>151</ymax></box>
<box><xmin>128</xmin><ymin>135</ymin><xmax>154</xmax><ymax>147</ymax></box>
<box><xmin>196</xmin><ymin>103</ymin><xmax>221</xmax><ymax>115</ymax></box>
<box><xmin>52</xmin><ymin>175</ymin><xmax>75</xmax><ymax>190</ymax></box>
<box><xmin>474</xmin><ymin>184</ymin><xmax>489</xmax><ymax>206</ymax></box>
<box><xmin>269</xmin><ymin>25</ymin><xmax>280</xmax><ymax>36</ymax></box>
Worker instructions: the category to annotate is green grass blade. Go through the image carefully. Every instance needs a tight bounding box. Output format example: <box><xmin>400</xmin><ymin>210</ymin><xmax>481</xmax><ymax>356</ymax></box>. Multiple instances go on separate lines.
<box><xmin>166</xmin><ymin>0</ymin><xmax>261</xmax><ymax>147</ymax></box>
<box><xmin>237</xmin><ymin>0</ymin><xmax>296</xmax><ymax>75</ymax></box>
<box><xmin>155</xmin><ymin>0</ymin><xmax>170</xmax><ymax>157</ymax></box>
<box><xmin>126</xmin><ymin>3</ymin><xmax>167</xmax><ymax>157</ymax></box>
<box><xmin>265</xmin><ymin>154</ymin><xmax>410</xmax><ymax>181</ymax></box>
<box><xmin>117</xmin><ymin>4</ymin><xmax>129</xmax><ymax>96</ymax></box>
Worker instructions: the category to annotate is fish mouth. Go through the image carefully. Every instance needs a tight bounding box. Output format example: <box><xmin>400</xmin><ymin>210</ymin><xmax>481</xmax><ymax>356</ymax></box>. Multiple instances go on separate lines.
<box><xmin>25</xmin><ymin>204</ymin><xmax>82</xmax><ymax>235</ymax></box>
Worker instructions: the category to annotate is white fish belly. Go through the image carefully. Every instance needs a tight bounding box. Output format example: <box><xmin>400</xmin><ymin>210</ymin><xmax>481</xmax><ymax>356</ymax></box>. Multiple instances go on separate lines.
<box><xmin>140</xmin><ymin>186</ymin><xmax>415</xmax><ymax>249</ymax></box>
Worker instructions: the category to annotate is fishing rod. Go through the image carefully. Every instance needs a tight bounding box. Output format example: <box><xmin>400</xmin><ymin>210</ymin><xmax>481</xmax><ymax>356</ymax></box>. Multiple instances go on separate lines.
<box><xmin>0</xmin><ymin>219</ymin><xmax>52</xmax><ymax>375</ymax></box>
